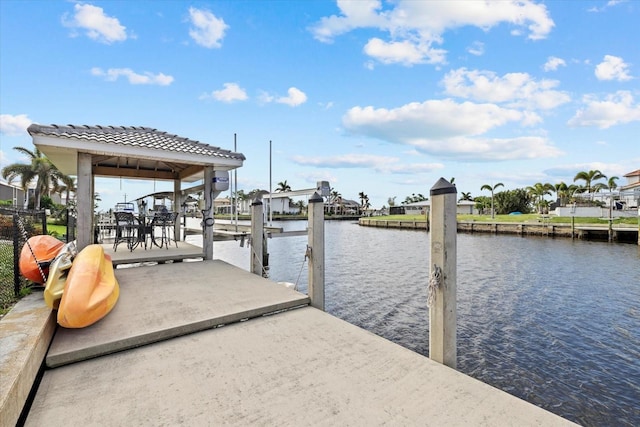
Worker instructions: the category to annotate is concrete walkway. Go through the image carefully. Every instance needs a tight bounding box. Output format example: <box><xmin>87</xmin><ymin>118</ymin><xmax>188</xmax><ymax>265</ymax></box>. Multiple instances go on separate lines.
<box><xmin>17</xmin><ymin>259</ymin><xmax>576</xmax><ymax>426</ymax></box>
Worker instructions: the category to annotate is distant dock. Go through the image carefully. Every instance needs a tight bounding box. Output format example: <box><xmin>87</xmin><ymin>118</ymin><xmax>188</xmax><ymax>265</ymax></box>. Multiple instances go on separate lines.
<box><xmin>359</xmin><ymin>218</ymin><xmax>640</xmax><ymax>244</ymax></box>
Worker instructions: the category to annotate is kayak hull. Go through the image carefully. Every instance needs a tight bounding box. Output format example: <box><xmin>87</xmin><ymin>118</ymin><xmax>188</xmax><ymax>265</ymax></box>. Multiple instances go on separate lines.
<box><xmin>19</xmin><ymin>235</ymin><xmax>64</xmax><ymax>284</ymax></box>
<box><xmin>57</xmin><ymin>244</ymin><xmax>120</xmax><ymax>328</ymax></box>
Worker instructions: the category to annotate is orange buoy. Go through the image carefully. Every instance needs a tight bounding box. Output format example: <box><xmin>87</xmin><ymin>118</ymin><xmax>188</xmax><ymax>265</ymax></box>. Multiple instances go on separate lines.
<box><xmin>19</xmin><ymin>235</ymin><xmax>65</xmax><ymax>284</ymax></box>
<box><xmin>57</xmin><ymin>244</ymin><xmax>120</xmax><ymax>328</ymax></box>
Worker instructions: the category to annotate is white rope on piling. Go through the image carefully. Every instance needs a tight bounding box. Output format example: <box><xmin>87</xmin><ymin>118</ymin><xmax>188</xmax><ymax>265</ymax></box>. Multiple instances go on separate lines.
<box><xmin>427</xmin><ymin>264</ymin><xmax>442</xmax><ymax>308</ymax></box>
<box><xmin>293</xmin><ymin>245</ymin><xmax>311</xmax><ymax>291</ymax></box>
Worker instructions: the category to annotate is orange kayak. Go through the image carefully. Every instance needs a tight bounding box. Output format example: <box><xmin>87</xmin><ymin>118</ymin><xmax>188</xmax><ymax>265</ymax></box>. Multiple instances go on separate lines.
<box><xmin>19</xmin><ymin>235</ymin><xmax>64</xmax><ymax>284</ymax></box>
<box><xmin>57</xmin><ymin>244</ymin><xmax>120</xmax><ymax>328</ymax></box>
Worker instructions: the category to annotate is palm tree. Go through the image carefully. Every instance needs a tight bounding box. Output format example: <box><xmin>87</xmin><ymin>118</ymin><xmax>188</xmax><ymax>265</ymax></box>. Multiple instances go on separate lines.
<box><xmin>459</xmin><ymin>192</ymin><xmax>473</xmax><ymax>202</ymax></box>
<box><xmin>480</xmin><ymin>182</ymin><xmax>504</xmax><ymax>219</ymax></box>
<box><xmin>1</xmin><ymin>146</ymin><xmax>68</xmax><ymax>209</ymax></box>
<box><xmin>58</xmin><ymin>175</ymin><xmax>77</xmax><ymax>206</ymax></box>
<box><xmin>606</xmin><ymin>176</ymin><xmax>619</xmax><ymax>191</ymax></box>
<box><xmin>553</xmin><ymin>182</ymin><xmax>568</xmax><ymax>207</ymax></box>
<box><xmin>275</xmin><ymin>180</ymin><xmax>291</xmax><ymax>192</ymax></box>
<box><xmin>573</xmin><ymin>169</ymin><xmax>606</xmax><ymax>194</ymax></box>
<box><xmin>526</xmin><ymin>182</ymin><xmax>553</xmax><ymax>213</ymax></box>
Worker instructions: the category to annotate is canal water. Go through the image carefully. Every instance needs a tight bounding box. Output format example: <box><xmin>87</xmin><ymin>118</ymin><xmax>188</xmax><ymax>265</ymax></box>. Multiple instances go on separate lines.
<box><xmin>199</xmin><ymin>220</ymin><xmax>640</xmax><ymax>426</ymax></box>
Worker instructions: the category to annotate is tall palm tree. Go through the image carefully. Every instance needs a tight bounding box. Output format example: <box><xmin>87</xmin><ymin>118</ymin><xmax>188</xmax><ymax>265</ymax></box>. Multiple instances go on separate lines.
<box><xmin>480</xmin><ymin>182</ymin><xmax>504</xmax><ymax>219</ymax></box>
<box><xmin>58</xmin><ymin>175</ymin><xmax>77</xmax><ymax>206</ymax></box>
<box><xmin>553</xmin><ymin>182</ymin><xmax>568</xmax><ymax>206</ymax></box>
<box><xmin>275</xmin><ymin>180</ymin><xmax>291</xmax><ymax>192</ymax></box>
<box><xmin>573</xmin><ymin>169</ymin><xmax>605</xmax><ymax>194</ymax></box>
<box><xmin>526</xmin><ymin>182</ymin><xmax>553</xmax><ymax>213</ymax></box>
<box><xmin>1</xmin><ymin>146</ymin><xmax>68</xmax><ymax>209</ymax></box>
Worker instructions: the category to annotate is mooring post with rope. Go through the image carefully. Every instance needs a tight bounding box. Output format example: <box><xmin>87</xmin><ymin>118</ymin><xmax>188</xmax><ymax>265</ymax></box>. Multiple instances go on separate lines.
<box><xmin>250</xmin><ymin>197</ymin><xmax>264</xmax><ymax>276</ymax></box>
<box><xmin>428</xmin><ymin>178</ymin><xmax>457</xmax><ymax>369</ymax></box>
<box><xmin>308</xmin><ymin>192</ymin><xmax>325</xmax><ymax>311</ymax></box>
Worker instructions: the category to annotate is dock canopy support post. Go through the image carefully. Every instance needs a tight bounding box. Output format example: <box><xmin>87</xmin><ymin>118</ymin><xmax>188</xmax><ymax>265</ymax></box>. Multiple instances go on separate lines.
<box><xmin>203</xmin><ymin>167</ymin><xmax>214</xmax><ymax>260</ymax></box>
<box><xmin>428</xmin><ymin>178</ymin><xmax>457</xmax><ymax>369</ymax></box>
<box><xmin>251</xmin><ymin>198</ymin><xmax>264</xmax><ymax>276</ymax></box>
<box><xmin>77</xmin><ymin>152</ymin><xmax>93</xmax><ymax>251</ymax></box>
<box><xmin>308</xmin><ymin>192</ymin><xmax>325</xmax><ymax>311</ymax></box>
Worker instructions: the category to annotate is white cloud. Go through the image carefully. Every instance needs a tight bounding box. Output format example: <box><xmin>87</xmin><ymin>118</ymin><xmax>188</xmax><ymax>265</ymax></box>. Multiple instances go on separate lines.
<box><xmin>91</xmin><ymin>67</ymin><xmax>174</xmax><ymax>86</ymax></box>
<box><xmin>290</xmin><ymin>153</ymin><xmax>443</xmax><ymax>174</ymax></box>
<box><xmin>200</xmin><ymin>83</ymin><xmax>248</xmax><ymax>102</ymax></box>
<box><xmin>363</xmin><ymin>38</ymin><xmax>446</xmax><ymax>65</ymax></box>
<box><xmin>276</xmin><ymin>87</ymin><xmax>308</xmax><ymax>107</ymax></box>
<box><xmin>188</xmin><ymin>7</ymin><xmax>228</xmax><ymax>48</ymax></box>
<box><xmin>595</xmin><ymin>55</ymin><xmax>632</xmax><ymax>81</ymax></box>
<box><xmin>442</xmin><ymin>68</ymin><xmax>570</xmax><ymax>110</ymax></box>
<box><xmin>310</xmin><ymin>0</ymin><xmax>554</xmax><ymax>65</ymax></box>
<box><xmin>543</xmin><ymin>56</ymin><xmax>566</xmax><ymax>71</ymax></box>
<box><xmin>344</xmin><ymin>99</ymin><xmax>527</xmax><ymax>140</ymax></box>
<box><xmin>341</xmin><ymin>99</ymin><xmax>563</xmax><ymax>161</ymax></box>
<box><xmin>467</xmin><ymin>41</ymin><xmax>484</xmax><ymax>56</ymax></box>
<box><xmin>568</xmin><ymin>91</ymin><xmax>640</xmax><ymax>128</ymax></box>
<box><xmin>63</xmin><ymin>3</ymin><xmax>128</xmax><ymax>44</ymax></box>
<box><xmin>0</xmin><ymin>114</ymin><xmax>32</xmax><ymax>136</ymax></box>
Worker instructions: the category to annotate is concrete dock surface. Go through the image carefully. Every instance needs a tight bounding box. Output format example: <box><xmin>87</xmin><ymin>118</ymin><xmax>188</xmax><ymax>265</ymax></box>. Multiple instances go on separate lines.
<box><xmin>7</xmin><ymin>259</ymin><xmax>576</xmax><ymax>426</ymax></box>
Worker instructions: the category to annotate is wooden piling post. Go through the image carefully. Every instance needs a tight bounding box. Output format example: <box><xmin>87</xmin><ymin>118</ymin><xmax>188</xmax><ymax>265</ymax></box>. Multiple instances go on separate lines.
<box><xmin>251</xmin><ymin>198</ymin><xmax>264</xmax><ymax>276</ymax></box>
<box><xmin>308</xmin><ymin>192</ymin><xmax>325</xmax><ymax>310</ymax></box>
<box><xmin>429</xmin><ymin>178</ymin><xmax>457</xmax><ymax>369</ymax></box>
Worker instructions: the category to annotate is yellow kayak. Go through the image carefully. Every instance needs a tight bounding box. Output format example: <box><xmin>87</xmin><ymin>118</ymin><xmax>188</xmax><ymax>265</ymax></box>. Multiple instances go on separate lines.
<box><xmin>43</xmin><ymin>242</ymin><xmax>77</xmax><ymax>309</ymax></box>
<box><xmin>57</xmin><ymin>244</ymin><xmax>120</xmax><ymax>328</ymax></box>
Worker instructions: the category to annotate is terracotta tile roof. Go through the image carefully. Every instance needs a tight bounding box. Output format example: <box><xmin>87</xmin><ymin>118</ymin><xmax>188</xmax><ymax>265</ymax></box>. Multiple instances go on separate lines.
<box><xmin>623</xmin><ymin>169</ymin><xmax>640</xmax><ymax>177</ymax></box>
<box><xmin>27</xmin><ymin>124</ymin><xmax>245</xmax><ymax>161</ymax></box>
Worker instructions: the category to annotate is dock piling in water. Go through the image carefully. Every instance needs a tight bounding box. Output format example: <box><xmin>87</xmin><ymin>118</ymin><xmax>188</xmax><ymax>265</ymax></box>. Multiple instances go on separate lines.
<box><xmin>429</xmin><ymin>178</ymin><xmax>457</xmax><ymax>369</ymax></box>
<box><xmin>251</xmin><ymin>198</ymin><xmax>264</xmax><ymax>276</ymax></box>
<box><xmin>308</xmin><ymin>192</ymin><xmax>325</xmax><ymax>311</ymax></box>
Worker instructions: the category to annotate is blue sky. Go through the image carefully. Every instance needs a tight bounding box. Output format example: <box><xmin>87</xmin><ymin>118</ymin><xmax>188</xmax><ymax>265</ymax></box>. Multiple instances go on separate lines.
<box><xmin>1</xmin><ymin>0</ymin><xmax>639</xmax><ymax>211</ymax></box>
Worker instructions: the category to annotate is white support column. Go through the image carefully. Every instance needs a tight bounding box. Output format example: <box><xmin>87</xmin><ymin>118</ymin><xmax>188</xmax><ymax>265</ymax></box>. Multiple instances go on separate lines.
<box><xmin>203</xmin><ymin>167</ymin><xmax>214</xmax><ymax>260</ymax></box>
<box><xmin>308</xmin><ymin>192</ymin><xmax>325</xmax><ymax>311</ymax></box>
<box><xmin>76</xmin><ymin>152</ymin><xmax>93</xmax><ymax>251</ymax></box>
<box><xmin>251</xmin><ymin>198</ymin><xmax>264</xmax><ymax>276</ymax></box>
<box><xmin>429</xmin><ymin>178</ymin><xmax>457</xmax><ymax>369</ymax></box>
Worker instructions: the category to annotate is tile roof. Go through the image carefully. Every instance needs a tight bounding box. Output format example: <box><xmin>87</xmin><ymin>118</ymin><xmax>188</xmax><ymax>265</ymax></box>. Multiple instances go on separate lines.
<box><xmin>27</xmin><ymin>124</ymin><xmax>245</xmax><ymax>161</ymax></box>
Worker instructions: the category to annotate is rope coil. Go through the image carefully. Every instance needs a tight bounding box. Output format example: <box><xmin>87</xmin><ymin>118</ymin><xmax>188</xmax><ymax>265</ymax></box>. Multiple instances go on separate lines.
<box><xmin>427</xmin><ymin>264</ymin><xmax>442</xmax><ymax>307</ymax></box>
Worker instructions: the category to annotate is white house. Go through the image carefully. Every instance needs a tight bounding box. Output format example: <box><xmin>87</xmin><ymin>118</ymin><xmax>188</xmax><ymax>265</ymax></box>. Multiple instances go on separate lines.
<box><xmin>402</xmin><ymin>200</ymin><xmax>477</xmax><ymax>215</ymax></box>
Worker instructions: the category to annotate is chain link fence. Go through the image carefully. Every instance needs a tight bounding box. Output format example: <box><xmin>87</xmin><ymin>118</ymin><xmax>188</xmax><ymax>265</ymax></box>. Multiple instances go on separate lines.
<box><xmin>0</xmin><ymin>207</ymin><xmax>47</xmax><ymax>313</ymax></box>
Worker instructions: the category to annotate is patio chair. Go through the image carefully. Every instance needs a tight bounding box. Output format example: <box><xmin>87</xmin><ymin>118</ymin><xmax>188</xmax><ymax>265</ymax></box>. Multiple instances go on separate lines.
<box><xmin>148</xmin><ymin>211</ymin><xmax>178</xmax><ymax>249</ymax></box>
<box><xmin>113</xmin><ymin>211</ymin><xmax>141</xmax><ymax>252</ymax></box>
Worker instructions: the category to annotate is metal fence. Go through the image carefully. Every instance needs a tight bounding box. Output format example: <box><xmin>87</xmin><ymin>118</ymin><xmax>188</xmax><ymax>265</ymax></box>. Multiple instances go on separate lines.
<box><xmin>0</xmin><ymin>207</ymin><xmax>47</xmax><ymax>311</ymax></box>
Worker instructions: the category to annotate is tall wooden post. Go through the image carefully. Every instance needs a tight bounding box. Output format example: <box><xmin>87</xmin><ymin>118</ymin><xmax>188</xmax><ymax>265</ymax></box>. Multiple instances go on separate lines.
<box><xmin>308</xmin><ymin>192</ymin><xmax>325</xmax><ymax>310</ymax></box>
<box><xmin>429</xmin><ymin>178</ymin><xmax>457</xmax><ymax>369</ymax></box>
<box><xmin>173</xmin><ymin>179</ymin><xmax>181</xmax><ymax>242</ymax></box>
<box><xmin>203</xmin><ymin>167</ymin><xmax>214</xmax><ymax>260</ymax></box>
<box><xmin>251</xmin><ymin>198</ymin><xmax>264</xmax><ymax>276</ymax></box>
<box><xmin>76</xmin><ymin>152</ymin><xmax>93</xmax><ymax>251</ymax></box>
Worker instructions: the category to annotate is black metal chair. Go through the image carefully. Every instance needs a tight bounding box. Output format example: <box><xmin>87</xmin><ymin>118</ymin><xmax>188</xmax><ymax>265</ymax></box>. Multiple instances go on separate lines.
<box><xmin>148</xmin><ymin>212</ymin><xmax>178</xmax><ymax>249</ymax></box>
<box><xmin>113</xmin><ymin>211</ymin><xmax>142</xmax><ymax>252</ymax></box>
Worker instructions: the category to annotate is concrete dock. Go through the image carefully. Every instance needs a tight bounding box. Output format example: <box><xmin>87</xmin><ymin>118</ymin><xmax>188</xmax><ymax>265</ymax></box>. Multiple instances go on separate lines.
<box><xmin>4</xmin><ymin>259</ymin><xmax>576</xmax><ymax>426</ymax></box>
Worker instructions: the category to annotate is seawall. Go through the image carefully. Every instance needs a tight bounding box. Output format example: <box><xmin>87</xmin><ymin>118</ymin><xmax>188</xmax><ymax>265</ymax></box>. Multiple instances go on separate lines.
<box><xmin>358</xmin><ymin>218</ymin><xmax>639</xmax><ymax>244</ymax></box>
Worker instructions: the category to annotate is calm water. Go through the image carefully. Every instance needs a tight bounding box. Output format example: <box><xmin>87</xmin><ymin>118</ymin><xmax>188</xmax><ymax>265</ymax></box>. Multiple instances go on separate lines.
<box><xmin>194</xmin><ymin>220</ymin><xmax>640</xmax><ymax>426</ymax></box>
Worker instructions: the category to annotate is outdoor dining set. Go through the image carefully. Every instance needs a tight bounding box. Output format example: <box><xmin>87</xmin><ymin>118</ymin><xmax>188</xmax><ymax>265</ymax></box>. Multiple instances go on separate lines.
<box><xmin>112</xmin><ymin>211</ymin><xmax>179</xmax><ymax>252</ymax></box>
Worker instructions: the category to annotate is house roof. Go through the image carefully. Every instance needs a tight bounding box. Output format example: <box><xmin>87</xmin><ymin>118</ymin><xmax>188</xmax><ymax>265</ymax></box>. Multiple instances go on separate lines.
<box><xmin>28</xmin><ymin>124</ymin><xmax>245</xmax><ymax>182</ymax></box>
<box><xmin>623</xmin><ymin>169</ymin><xmax>640</xmax><ymax>178</ymax></box>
